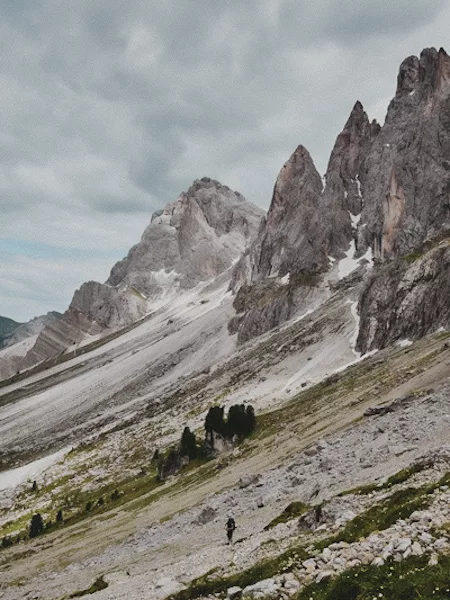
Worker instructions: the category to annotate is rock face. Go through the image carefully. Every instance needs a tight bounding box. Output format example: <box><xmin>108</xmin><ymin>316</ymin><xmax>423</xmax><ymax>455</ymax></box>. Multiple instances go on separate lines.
<box><xmin>355</xmin><ymin>47</ymin><xmax>450</xmax><ymax>350</ymax></box>
<box><xmin>248</xmin><ymin>145</ymin><xmax>326</xmax><ymax>282</ymax></box>
<box><xmin>107</xmin><ymin>177</ymin><xmax>263</xmax><ymax>294</ymax></box>
<box><xmin>230</xmin><ymin>105</ymin><xmax>378</xmax><ymax>343</ymax></box>
<box><xmin>15</xmin><ymin>179</ymin><xmax>263</xmax><ymax>375</ymax></box>
<box><xmin>357</xmin><ymin>47</ymin><xmax>450</xmax><ymax>259</ymax></box>
<box><xmin>357</xmin><ymin>238</ymin><xmax>450</xmax><ymax>353</ymax></box>
<box><xmin>321</xmin><ymin>101</ymin><xmax>379</xmax><ymax>259</ymax></box>
<box><xmin>231</xmin><ymin>47</ymin><xmax>450</xmax><ymax>348</ymax></box>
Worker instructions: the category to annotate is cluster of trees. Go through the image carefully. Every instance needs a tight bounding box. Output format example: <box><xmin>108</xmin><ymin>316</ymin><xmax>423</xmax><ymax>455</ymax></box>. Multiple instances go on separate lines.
<box><xmin>205</xmin><ymin>404</ymin><xmax>256</xmax><ymax>439</ymax></box>
<box><xmin>156</xmin><ymin>404</ymin><xmax>256</xmax><ymax>480</ymax></box>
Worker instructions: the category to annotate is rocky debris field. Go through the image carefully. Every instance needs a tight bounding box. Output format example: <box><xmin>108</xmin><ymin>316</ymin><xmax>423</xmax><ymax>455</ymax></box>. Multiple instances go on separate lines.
<box><xmin>2</xmin><ymin>373</ymin><xmax>450</xmax><ymax>600</ymax></box>
<box><xmin>222</xmin><ymin>459</ymin><xmax>450</xmax><ymax>600</ymax></box>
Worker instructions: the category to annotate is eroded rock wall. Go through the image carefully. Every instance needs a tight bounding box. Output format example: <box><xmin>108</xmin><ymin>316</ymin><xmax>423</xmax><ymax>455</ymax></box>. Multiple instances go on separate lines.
<box><xmin>357</xmin><ymin>238</ymin><xmax>450</xmax><ymax>353</ymax></box>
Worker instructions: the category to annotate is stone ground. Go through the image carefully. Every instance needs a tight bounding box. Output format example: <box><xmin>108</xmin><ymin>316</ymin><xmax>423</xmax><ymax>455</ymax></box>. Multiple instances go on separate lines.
<box><xmin>1</xmin><ymin>348</ymin><xmax>450</xmax><ymax>599</ymax></box>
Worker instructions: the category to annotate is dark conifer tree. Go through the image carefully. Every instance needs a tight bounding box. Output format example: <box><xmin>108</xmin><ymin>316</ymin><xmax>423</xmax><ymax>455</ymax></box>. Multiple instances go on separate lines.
<box><xmin>29</xmin><ymin>514</ymin><xmax>44</xmax><ymax>538</ymax></box>
<box><xmin>180</xmin><ymin>426</ymin><xmax>198</xmax><ymax>459</ymax></box>
<box><xmin>245</xmin><ymin>405</ymin><xmax>256</xmax><ymax>435</ymax></box>
<box><xmin>205</xmin><ymin>406</ymin><xmax>226</xmax><ymax>435</ymax></box>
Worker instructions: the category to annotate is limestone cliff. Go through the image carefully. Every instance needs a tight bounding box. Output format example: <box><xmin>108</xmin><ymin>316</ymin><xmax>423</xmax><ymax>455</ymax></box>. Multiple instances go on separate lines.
<box><xmin>357</xmin><ymin>235</ymin><xmax>450</xmax><ymax>353</ymax></box>
<box><xmin>357</xmin><ymin>47</ymin><xmax>450</xmax><ymax>259</ymax></box>
<box><xmin>355</xmin><ymin>48</ymin><xmax>450</xmax><ymax>350</ymax></box>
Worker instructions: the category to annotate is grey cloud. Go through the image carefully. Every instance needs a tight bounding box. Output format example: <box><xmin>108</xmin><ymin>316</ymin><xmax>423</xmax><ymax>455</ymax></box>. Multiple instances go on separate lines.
<box><xmin>91</xmin><ymin>194</ymin><xmax>153</xmax><ymax>215</ymax></box>
<box><xmin>1</xmin><ymin>0</ymin><xmax>450</xmax><ymax>320</ymax></box>
<box><xmin>277</xmin><ymin>1</ymin><xmax>447</xmax><ymax>46</ymax></box>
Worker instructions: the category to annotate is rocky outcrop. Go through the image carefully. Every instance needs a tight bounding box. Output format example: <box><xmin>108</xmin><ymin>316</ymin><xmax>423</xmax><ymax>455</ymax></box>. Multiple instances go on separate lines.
<box><xmin>13</xmin><ymin>179</ymin><xmax>263</xmax><ymax>375</ymax></box>
<box><xmin>356</xmin><ymin>236</ymin><xmax>450</xmax><ymax>353</ymax></box>
<box><xmin>357</xmin><ymin>47</ymin><xmax>450</xmax><ymax>259</ymax></box>
<box><xmin>19</xmin><ymin>308</ymin><xmax>104</xmax><ymax>369</ymax></box>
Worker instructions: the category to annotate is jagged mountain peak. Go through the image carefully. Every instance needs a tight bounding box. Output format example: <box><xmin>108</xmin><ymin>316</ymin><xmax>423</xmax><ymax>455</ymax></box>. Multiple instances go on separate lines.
<box><xmin>107</xmin><ymin>177</ymin><xmax>264</xmax><ymax>293</ymax></box>
<box><xmin>269</xmin><ymin>144</ymin><xmax>322</xmax><ymax>216</ymax></box>
<box><xmin>185</xmin><ymin>176</ymin><xmax>245</xmax><ymax>199</ymax></box>
<box><xmin>395</xmin><ymin>47</ymin><xmax>450</xmax><ymax>98</ymax></box>
<box><xmin>230</xmin><ymin>46</ymin><xmax>450</xmax><ymax>347</ymax></box>
<box><xmin>11</xmin><ymin>178</ymin><xmax>264</xmax><ymax>377</ymax></box>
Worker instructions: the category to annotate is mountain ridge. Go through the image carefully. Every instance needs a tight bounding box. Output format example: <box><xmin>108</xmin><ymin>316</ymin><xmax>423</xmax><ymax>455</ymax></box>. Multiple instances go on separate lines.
<box><xmin>7</xmin><ymin>178</ymin><xmax>264</xmax><ymax>379</ymax></box>
<box><xmin>230</xmin><ymin>46</ymin><xmax>450</xmax><ymax>347</ymax></box>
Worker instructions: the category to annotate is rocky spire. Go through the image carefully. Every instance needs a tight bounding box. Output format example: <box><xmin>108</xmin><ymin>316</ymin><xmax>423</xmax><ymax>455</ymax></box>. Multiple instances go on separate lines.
<box><xmin>358</xmin><ymin>47</ymin><xmax>450</xmax><ymax>259</ymax></box>
<box><xmin>239</xmin><ymin>145</ymin><xmax>326</xmax><ymax>287</ymax></box>
<box><xmin>395</xmin><ymin>47</ymin><xmax>450</xmax><ymax>99</ymax></box>
<box><xmin>320</xmin><ymin>101</ymin><xmax>379</xmax><ymax>259</ymax></box>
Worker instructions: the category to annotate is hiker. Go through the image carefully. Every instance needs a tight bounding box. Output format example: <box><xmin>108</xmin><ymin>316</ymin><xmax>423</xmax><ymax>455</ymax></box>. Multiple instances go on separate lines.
<box><xmin>225</xmin><ymin>516</ymin><xmax>236</xmax><ymax>544</ymax></box>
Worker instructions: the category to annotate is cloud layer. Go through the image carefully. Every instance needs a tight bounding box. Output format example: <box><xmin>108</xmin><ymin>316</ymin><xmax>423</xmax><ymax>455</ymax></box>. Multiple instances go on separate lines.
<box><xmin>1</xmin><ymin>0</ymin><xmax>449</xmax><ymax>321</ymax></box>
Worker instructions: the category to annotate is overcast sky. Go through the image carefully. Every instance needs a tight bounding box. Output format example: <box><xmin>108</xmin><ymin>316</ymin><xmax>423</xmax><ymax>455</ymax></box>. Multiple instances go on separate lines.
<box><xmin>1</xmin><ymin>1</ymin><xmax>449</xmax><ymax>322</ymax></box>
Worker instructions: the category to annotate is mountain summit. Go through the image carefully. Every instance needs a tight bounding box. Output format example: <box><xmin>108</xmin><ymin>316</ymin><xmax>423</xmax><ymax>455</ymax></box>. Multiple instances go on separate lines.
<box><xmin>15</xmin><ymin>179</ymin><xmax>264</xmax><ymax>373</ymax></box>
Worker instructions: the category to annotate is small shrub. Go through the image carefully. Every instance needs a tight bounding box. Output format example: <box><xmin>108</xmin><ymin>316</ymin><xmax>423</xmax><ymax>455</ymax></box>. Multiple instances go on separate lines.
<box><xmin>2</xmin><ymin>536</ymin><xmax>13</xmax><ymax>548</ymax></box>
<box><xmin>264</xmin><ymin>501</ymin><xmax>309</xmax><ymax>530</ymax></box>
<box><xmin>56</xmin><ymin>509</ymin><xmax>64</xmax><ymax>523</ymax></box>
<box><xmin>69</xmin><ymin>576</ymin><xmax>108</xmax><ymax>597</ymax></box>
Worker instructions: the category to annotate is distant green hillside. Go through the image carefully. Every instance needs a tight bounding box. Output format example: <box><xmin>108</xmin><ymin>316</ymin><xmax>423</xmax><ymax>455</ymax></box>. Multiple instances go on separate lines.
<box><xmin>0</xmin><ymin>316</ymin><xmax>22</xmax><ymax>347</ymax></box>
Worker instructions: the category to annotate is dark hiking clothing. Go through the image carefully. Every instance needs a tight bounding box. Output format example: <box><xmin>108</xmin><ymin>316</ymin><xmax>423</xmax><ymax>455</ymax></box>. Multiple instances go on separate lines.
<box><xmin>226</xmin><ymin>518</ymin><xmax>236</xmax><ymax>543</ymax></box>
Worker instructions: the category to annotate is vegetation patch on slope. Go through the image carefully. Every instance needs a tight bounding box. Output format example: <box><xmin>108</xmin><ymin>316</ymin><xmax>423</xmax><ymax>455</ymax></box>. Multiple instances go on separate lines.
<box><xmin>168</xmin><ymin>544</ymin><xmax>309</xmax><ymax>600</ymax></box>
<box><xmin>338</xmin><ymin>462</ymin><xmax>430</xmax><ymax>497</ymax></box>
<box><xmin>315</xmin><ymin>486</ymin><xmax>434</xmax><ymax>551</ymax></box>
<box><xmin>298</xmin><ymin>554</ymin><xmax>450</xmax><ymax>600</ymax></box>
<box><xmin>264</xmin><ymin>501</ymin><xmax>309</xmax><ymax>530</ymax></box>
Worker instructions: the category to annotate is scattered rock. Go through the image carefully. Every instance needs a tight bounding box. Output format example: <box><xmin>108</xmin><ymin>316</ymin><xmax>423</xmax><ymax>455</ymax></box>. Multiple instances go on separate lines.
<box><xmin>227</xmin><ymin>586</ymin><xmax>243</xmax><ymax>599</ymax></box>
